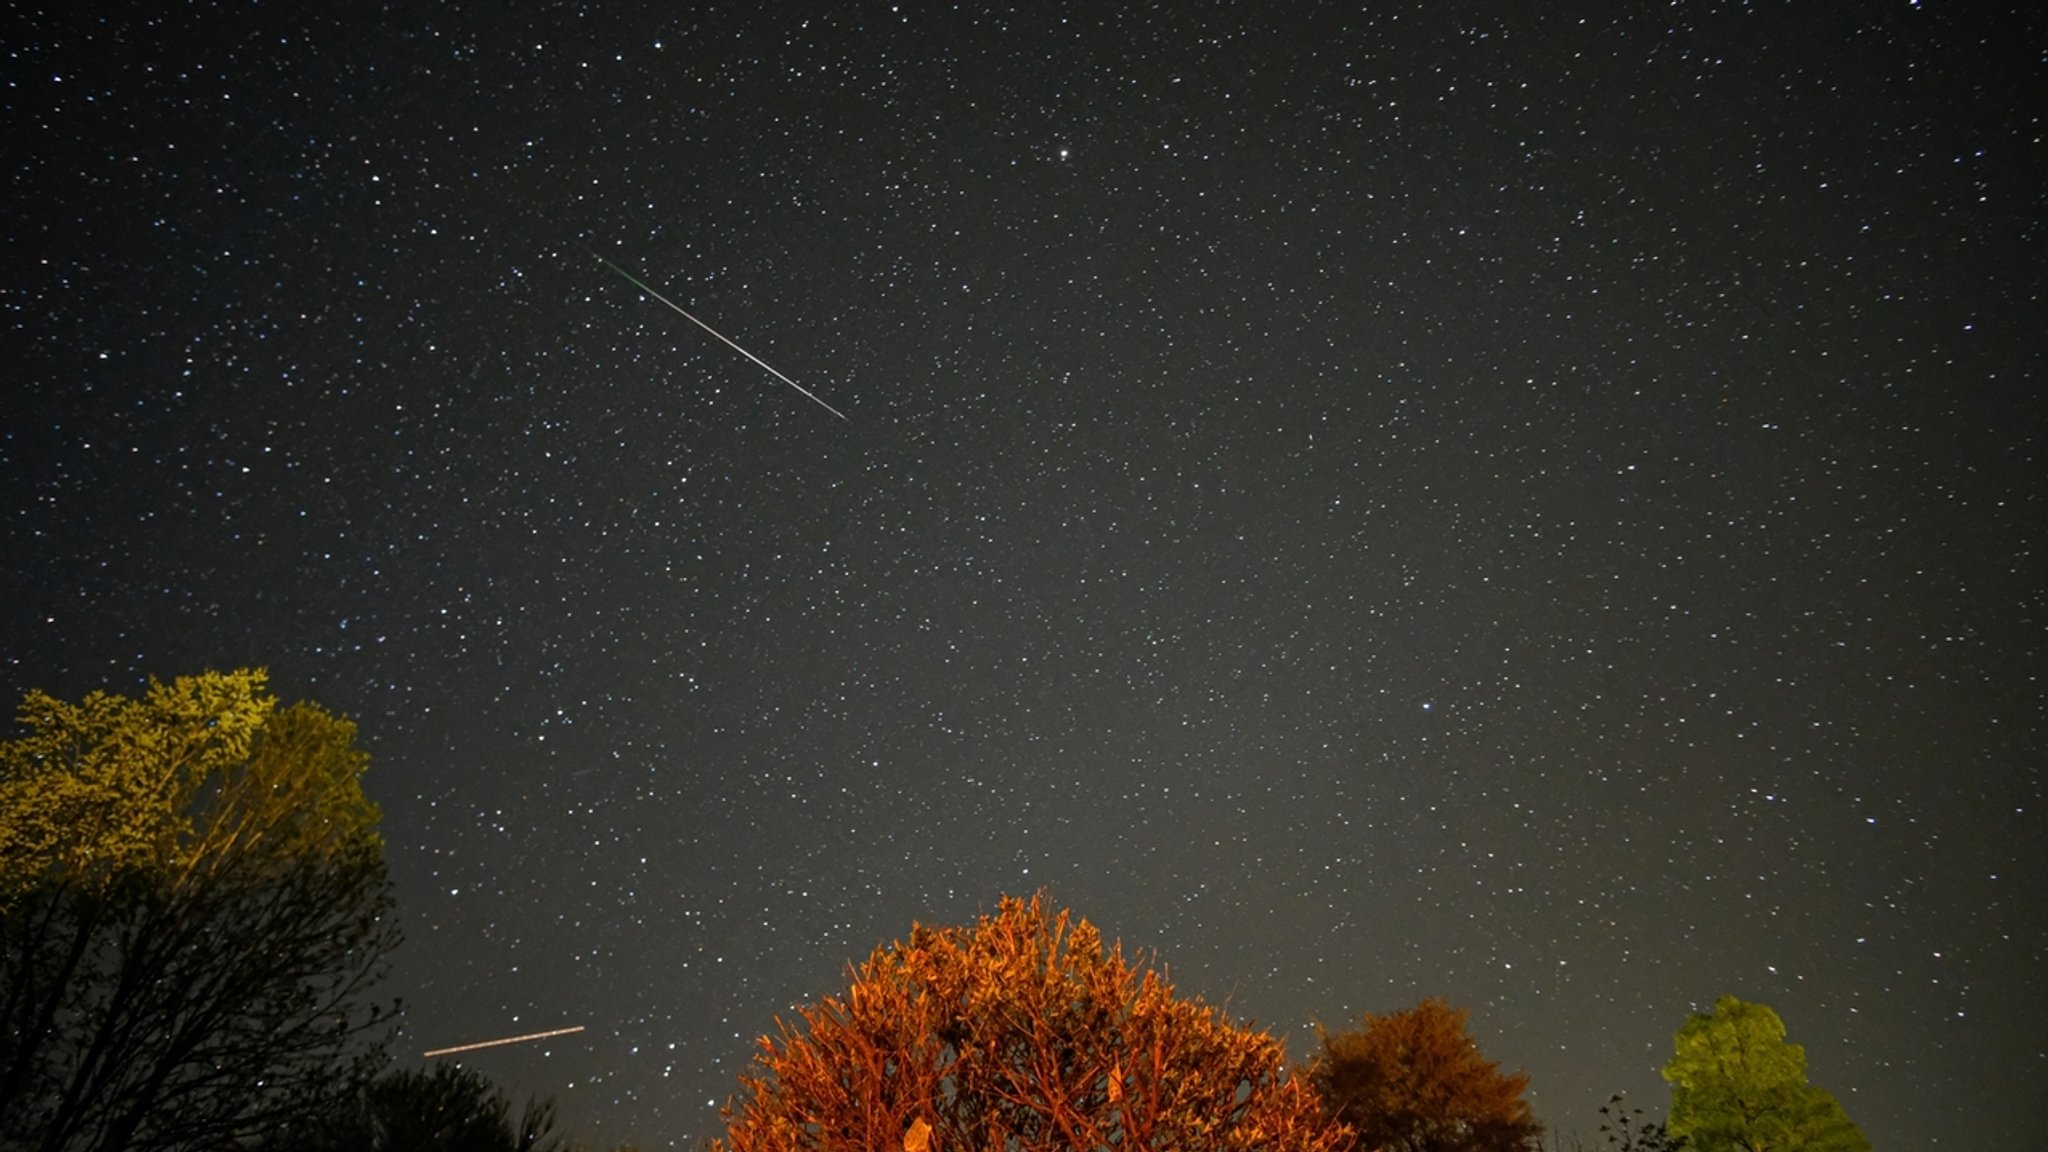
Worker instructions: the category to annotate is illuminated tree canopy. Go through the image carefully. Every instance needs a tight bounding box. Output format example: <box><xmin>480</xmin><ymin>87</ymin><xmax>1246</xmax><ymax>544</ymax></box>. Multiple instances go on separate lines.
<box><xmin>714</xmin><ymin>892</ymin><xmax>1345</xmax><ymax>1152</ymax></box>
<box><xmin>0</xmin><ymin>669</ymin><xmax>397</xmax><ymax>1152</ymax></box>
<box><xmin>1304</xmin><ymin>997</ymin><xmax>1542</xmax><ymax>1152</ymax></box>
<box><xmin>1661</xmin><ymin>996</ymin><xmax>1869</xmax><ymax>1152</ymax></box>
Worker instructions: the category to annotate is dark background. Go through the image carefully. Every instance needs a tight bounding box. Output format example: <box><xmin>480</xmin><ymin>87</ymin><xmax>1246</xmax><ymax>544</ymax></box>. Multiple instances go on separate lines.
<box><xmin>4</xmin><ymin>2</ymin><xmax>2041</xmax><ymax>1147</ymax></box>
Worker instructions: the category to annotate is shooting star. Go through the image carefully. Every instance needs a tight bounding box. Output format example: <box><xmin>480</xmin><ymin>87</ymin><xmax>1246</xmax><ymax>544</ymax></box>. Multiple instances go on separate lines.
<box><xmin>422</xmin><ymin>1024</ymin><xmax>587</xmax><ymax>1059</ymax></box>
<box><xmin>584</xmin><ymin>247</ymin><xmax>849</xmax><ymax>423</ymax></box>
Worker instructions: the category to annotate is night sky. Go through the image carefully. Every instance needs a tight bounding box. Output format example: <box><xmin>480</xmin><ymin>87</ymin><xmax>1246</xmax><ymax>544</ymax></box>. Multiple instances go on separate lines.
<box><xmin>4</xmin><ymin>2</ymin><xmax>2042</xmax><ymax>1148</ymax></box>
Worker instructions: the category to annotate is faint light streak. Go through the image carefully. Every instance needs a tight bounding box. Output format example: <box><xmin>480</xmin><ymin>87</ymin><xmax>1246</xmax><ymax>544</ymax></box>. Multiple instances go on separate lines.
<box><xmin>583</xmin><ymin>247</ymin><xmax>849</xmax><ymax>423</ymax></box>
<box><xmin>422</xmin><ymin>1024</ymin><xmax>587</xmax><ymax>1058</ymax></box>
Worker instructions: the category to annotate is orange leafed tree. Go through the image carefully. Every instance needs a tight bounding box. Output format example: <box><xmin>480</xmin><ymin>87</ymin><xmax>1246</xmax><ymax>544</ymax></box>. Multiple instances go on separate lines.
<box><xmin>1304</xmin><ymin>997</ymin><xmax>1542</xmax><ymax>1152</ymax></box>
<box><xmin>713</xmin><ymin>892</ymin><xmax>1347</xmax><ymax>1152</ymax></box>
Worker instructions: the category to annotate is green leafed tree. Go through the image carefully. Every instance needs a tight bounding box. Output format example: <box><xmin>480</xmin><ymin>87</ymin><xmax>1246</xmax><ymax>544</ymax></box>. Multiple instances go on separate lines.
<box><xmin>0</xmin><ymin>669</ymin><xmax>400</xmax><ymax>1152</ymax></box>
<box><xmin>1659</xmin><ymin>996</ymin><xmax>1869</xmax><ymax>1152</ymax></box>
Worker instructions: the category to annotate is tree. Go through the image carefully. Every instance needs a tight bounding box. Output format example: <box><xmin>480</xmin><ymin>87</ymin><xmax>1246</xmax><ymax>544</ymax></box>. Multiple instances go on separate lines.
<box><xmin>1659</xmin><ymin>996</ymin><xmax>1868</xmax><ymax>1152</ymax></box>
<box><xmin>0</xmin><ymin>670</ymin><xmax>399</xmax><ymax>1152</ymax></box>
<box><xmin>1593</xmin><ymin>1094</ymin><xmax>1686</xmax><ymax>1152</ymax></box>
<box><xmin>264</xmin><ymin>1063</ymin><xmax>565</xmax><ymax>1152</ymax></box>
<box><xmin>713</xmin><ymin>892</ymin><xmax>1346</xmax><ymax>1152</ymax></box>
<box><xmin>1304</xmin><ymin>997</ymin><xmax>1543</xmax><ymax>1152</ymax></box>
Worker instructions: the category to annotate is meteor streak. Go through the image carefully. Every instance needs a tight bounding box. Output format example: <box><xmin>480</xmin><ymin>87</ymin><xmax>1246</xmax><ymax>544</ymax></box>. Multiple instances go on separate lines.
<box><xmin>584</xmin><ymin>247</ymin><xmax>849</xmax><ymax>423</ymax></box>
<box><xmin>422</xmin><ymin>1024</ymin><xmax>587</xmax><ymax>1058</ymax></box>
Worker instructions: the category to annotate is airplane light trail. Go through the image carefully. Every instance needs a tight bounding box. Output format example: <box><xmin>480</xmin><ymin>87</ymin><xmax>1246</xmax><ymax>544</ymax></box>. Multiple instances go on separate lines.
<box><xmin>422</xmin><ymin>1024</ymin><xmax>587</xmax><ymax>1058</ymax></box>
<box><xmin>584</xmin><ymin>248</ymin><xmax>849</xmax><ymax>423</ymax></box>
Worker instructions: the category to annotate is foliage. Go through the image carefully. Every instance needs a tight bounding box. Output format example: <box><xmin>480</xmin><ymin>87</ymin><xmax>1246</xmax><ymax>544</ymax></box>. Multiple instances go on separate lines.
<box><xmin>1593</xmin><ymin>1094</ymin><xmax>1686</xmax><ymax>1152</ymax></box>
<box><xmin>0</xmin><ymin>670</ymin><xmax>398</xmax><ymax>1152</ymax></box>
<box><xmin>1304</xmin><ymin>996</ymin><xmax>1543</xmax><ymax>1152</ymax></box>
<box><xmin>713</xmin><ymin>891</ymin><xmax>1345</xmax><ymax>1152</ymax></box>
<box><xmin>1660</xmin><ymin>996</ymin><xmax>1869</xmax><ymax>1152</ymax></box>
<box><xmin>265</xmin><ymin>1063</ymin><xmax>565</xmax><ymax>1152</ymax></box>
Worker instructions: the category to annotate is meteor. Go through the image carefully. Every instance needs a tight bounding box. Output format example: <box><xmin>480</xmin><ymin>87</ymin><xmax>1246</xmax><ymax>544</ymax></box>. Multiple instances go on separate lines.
<box><xmin>422</xmin><ymin>1024</ymin><xmax>587</xmax><ymax>1058</ymax></box>
<box><xmin>584</xmin><ymin>247</ymin><xmax>850</xmax><ymax>423</ymax></box>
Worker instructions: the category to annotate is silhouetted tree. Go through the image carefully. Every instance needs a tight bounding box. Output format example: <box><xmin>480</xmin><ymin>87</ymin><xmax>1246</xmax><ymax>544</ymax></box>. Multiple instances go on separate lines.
<box><xmin>268</xmin><ymin>1063</ymin><xmax>565</xmax><ymax>1152</ymax></box>
<box><xmin>713</xmin><ymin>892</ymin><xmax>1346</xmax><ymax>1152</ymax></box>
<box><xmin>1660</xmin><ymin>997</ymin><xmax>1867</xmax><ymax>1152</ymax></box>
<box><xmin>1305</xmin><ymin>997</ymin><xmax>1542</xmax><ymax>1152</ymax></box>
<box><xmin>1594</xmin><ymin>1094</ymin><xmax>1686</xmax><ymax>1152</ymax></box>
<box><xmin>0</xmin><ymin>670</ymin><xmax>398</xmax><ymax>1152</ymax></box>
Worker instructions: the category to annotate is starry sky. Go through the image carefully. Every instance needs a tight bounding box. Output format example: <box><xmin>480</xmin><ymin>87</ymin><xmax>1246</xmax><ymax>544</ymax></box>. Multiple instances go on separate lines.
<box><xmin>4</xmin><ymin>2</ymin><xmax>2042</xmax><ymax>1147</ymax></box>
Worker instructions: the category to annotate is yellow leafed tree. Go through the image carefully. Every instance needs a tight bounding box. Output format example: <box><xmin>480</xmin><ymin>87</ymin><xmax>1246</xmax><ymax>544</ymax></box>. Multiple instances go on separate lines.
<box><xmin>0</xmin><ymin>669</ymin><xmax>397</xmax><ymax>1152</ymax></box>
<box><xmin>0</xmin><ymin>669</ymin><xmax>380</xmax><ymax>905</ymax></box>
